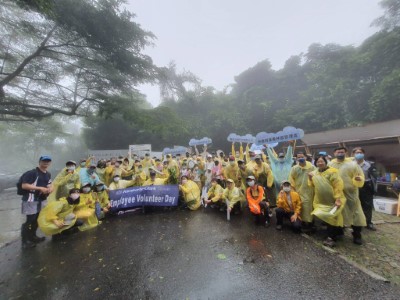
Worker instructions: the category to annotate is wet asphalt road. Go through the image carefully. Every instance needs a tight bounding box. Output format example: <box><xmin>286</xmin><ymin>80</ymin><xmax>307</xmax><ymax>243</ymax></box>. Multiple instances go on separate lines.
<box><xmin>1</xmin><ymin>197</ymin><xmax>400</xmax><ymax>299</ymax></box>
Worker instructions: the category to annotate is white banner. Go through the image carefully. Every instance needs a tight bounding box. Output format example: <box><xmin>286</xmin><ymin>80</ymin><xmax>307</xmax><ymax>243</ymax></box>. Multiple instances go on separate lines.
<box><xmin>227</xmin><ymin>133</ymin><xmax>255</xmax><ymax>144</ymax></box>
<box><xmin>255</xmin><ymin>126</ymin><xmax>304</xmax><ymax>145</ymax></box>
<box><xmin>189</xmin><ymin>137</ymin><xmax>212</xmax><ymax>146</ymax></box>
<box><xmin>88</xmin><ymin>149</ymin><xmax>128</xmax><ymax>162</ymax></box>
<box><xmin>163</xmin><ymin>146</ymin><xmax>188</xmax><ymax>155</ymax></box>
<box><xmin>129</xmin><ymin>144</ymin><xmax>152</xmax><ymax>157</ymax></box>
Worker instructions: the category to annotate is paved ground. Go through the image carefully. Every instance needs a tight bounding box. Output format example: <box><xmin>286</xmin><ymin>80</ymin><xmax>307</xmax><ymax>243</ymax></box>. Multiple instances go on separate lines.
<box><xmin>1</xmin><ymin>194</ymin><xmax>400</xmax><ymax>299</ymax></box>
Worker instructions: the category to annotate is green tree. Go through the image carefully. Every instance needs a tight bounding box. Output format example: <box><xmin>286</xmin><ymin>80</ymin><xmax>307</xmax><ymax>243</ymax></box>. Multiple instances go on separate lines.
<box><xmin>0</xmin><ymin>0</ymin><xmax>155</xmax><ymax>121</ymax></box>
<box><xmin>372</xmin><ymin>0</ymin><xmax>400</xmax><ymax>30</ymax></box>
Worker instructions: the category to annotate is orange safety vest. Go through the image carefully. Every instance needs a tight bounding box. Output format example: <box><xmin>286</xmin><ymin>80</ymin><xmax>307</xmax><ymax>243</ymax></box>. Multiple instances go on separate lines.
<box><xmin>246</xmin><ymin>185</ymin><xmax>264</xmax><ymax>215</ymax></box>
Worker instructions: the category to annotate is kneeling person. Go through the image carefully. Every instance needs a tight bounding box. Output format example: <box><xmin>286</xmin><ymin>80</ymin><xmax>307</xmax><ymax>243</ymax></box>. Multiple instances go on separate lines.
<box><xmin>276</xmin><ymin>180</ymin><xmax>302</xmax><ymax>233</ymax></box>
<box><xmin>204</xmin><ymin>178</ymin><xmax>224</xmax><ymax>208</ymax></box>
<box><xmin>246</xmin><ymin>176</ymin><xmax>271</xmax><ymax>227</ymax></box>
<box><xmin>143</xmin><ymin>169</ymin><xmax>168</xmax><ymax>186</ymax></box>
<box><xmin>223</xmin><ymin>179</ymin><xmax>244</xmax><ymax>215</ymax></box>
<box><xmin>38</xmin><ymin>188</ymin><xmax>82</xmax><ymax>236</ymax></box>
<box><xmin>179</xmin><ymin>175</ymin><xmax>201</xmax><ymax>210</ymax></box>
<box><xmin>94</xmin><ymin>182</ymin><xmax>110</xmax><ymax>219</ymax></box>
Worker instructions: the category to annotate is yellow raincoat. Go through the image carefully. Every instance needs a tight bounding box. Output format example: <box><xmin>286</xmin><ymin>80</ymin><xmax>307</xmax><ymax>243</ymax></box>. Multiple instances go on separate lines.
<box><xmin>109</xmin><ymin>179</ymin><xmax>136</xmax><ymax>190</ymax></box>
<box><xmin>289</xmin><ymin>161</ymin><xmax>316</xmax><ymax>222</ymax></box>
<box><xmin>180</xmin><ymin>180</ymin><xmax>201</xmax><ymax>210</ymax></box>
<box><xmin>207</xmin><ymin>183</ymin><xmax>224</xmax><ymax>203</ymax></box>
<box><xmin>223</xmin><ymin>186</ymin><xmax>245</xmax><ymax>209</ymax></box>
<box><xmin>309</xmin><ymin>167</ymin><xmax>346</xmax><ymax>227</ymax></box>
<box><xmin>96</xmin><ymin>167</ymin><xmax>106</xmax><ymax>183</ymax></box>
<box><xmin>104</xmin><ymin>165</ymin><xmax>114</xmax><ymax>186</ymax></box>
<box><xmin>74</xmin><ymin>192</ymin><xmax>98</xmax><ymax>231</ymax></box>
<box><xmin>142</xmin><ymin>177</ymin><xmax>168</xmax><ymax>186</ymax></box>
<box><xmin>38</xmin><ymin>198</ymin><xmax>78</xmax><ymax>236</ymax></box>
<box><xmin>238</xmin><ymin>166</ymin><xmax>254</xmax><ymax>191</ymax></box>
<box><xmin>252</xmin><ymin>162</ymin><xmax>274</xmax><ymax>188</ymax></box>
<box><xmin>328</xmin><ymin>158</ymin><xmax>366</xmax><ymax>227</ymax></box>
<box><xmin>94</xmin><ymin>190</ymin><xmax>110</xmax><ymax>209</ymax></box>
<box><xmin>49</xmin><ymin>168</ymin><xmax>80</xmax><ymax>201</ymax></box>
<box><xmin>223</xmin><ymin>164</ymin><xmax>240</xmax><ymax>186</ymax></box>
<box><xmin>231</xmin><ymin>143</ymin><xmax>244</xmax><ymax>161</ymax></box>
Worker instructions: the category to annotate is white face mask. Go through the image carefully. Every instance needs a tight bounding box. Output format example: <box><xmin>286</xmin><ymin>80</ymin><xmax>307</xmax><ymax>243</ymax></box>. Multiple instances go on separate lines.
<box><xmin>82</xmin><ymin>187</ymin><xmax>91</xmax><ymax>193</ymax></box>
<box><xmin>67</xmin><ymin>166</ymin><xmax>75</xmax><ymax>171</ymax></box>
<box><xmin>96</xmin><ymin>186</ymin><xmax>104</xmax><ymax>192</ymax></box>
<box><xmin>230</xmin><ymin>161</ymin><xmax>235</xmax><ymax>166</ymax></box>
<box><xmin>114</xmin><ymin>177</ymin><xmax>120</xmax><ymax>182</ymax></box>
<box><xmin>115</xmin><ymin>163</ymin><xmax>120</xmax><ymax>168</ymax></box>
<box><xmin>182</xmin><ymin>179</ymin><xmax>188</xmax><ymax>184</ymax></box>
<box><xmin>283</xmin><ymin>186</ymin><xmax>291</xmax><ymax>192</ymax></box>
<box><xmin>70</xmin><ymin>193</ymin><xmax>80</xmax><ymax>200</ymax></box>
<box><xmin>247</xmin><ymin>181</ymin><xmax>255</xmax><ymax>187</ymax></box>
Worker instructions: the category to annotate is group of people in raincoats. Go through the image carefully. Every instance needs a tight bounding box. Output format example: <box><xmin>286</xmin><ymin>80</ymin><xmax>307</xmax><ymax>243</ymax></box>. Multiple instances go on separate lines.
<box><xmin>21</xmin><ymin>142</ymin><xmax>375</xmax><ymax>249</ymax></box>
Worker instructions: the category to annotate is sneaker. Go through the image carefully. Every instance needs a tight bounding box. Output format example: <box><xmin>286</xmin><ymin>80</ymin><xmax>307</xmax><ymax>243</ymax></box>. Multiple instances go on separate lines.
<box><xmin>353</xmin><ymin>237</ymin><xmax>363</xmax><ymax>245</ymax></box>
<box><xmin>264</xmin><ymin>221</ymin><xmax>270</xmax><ymax>228</ymax></box>
<box><xmin>323</xmin><ymin>237</ymin><xmax>336</xmax><ymax>248</ymax></box>
<box><xmin>276</xmin><ymin>225</ymin><xmax>282</xmax><ymax>230</ymax></box>
<box><xmin>366</xmin><ymin>224</ymin><xmax>377</xmax><ymax>231</ymax></box>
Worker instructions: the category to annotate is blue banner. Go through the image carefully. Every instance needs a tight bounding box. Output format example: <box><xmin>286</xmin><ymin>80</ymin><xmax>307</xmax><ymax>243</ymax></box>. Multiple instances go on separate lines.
<box><xmin>109</xmin><ymin>185</ymin><xmax>179</xmax><ymax>212</ymax></box>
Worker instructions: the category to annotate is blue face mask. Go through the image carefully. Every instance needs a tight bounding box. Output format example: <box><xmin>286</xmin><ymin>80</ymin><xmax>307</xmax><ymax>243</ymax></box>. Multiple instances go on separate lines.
<box><xmin>298</xmin><ymin>158</ymin><xmax>306</xmax><ymax>163</ymax></box>
<box><xmin>355</xmin><ymin>153</ymin><xmax>364</xmax><ymax>160</ymax></box>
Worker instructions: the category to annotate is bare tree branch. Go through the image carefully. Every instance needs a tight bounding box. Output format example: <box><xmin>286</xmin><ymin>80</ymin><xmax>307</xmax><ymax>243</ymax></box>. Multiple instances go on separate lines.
<box><xmin>0</xmin><ymin>25</ymin><xmax>57</xmax><ymax>94</ymax></box>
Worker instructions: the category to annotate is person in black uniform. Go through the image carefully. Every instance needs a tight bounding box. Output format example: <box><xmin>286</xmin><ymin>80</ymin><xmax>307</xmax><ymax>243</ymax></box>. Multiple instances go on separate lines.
<box><xmin>20</xmin><ymin>155</ymin><xmax>53</xmax><ymax>248</ymax></box>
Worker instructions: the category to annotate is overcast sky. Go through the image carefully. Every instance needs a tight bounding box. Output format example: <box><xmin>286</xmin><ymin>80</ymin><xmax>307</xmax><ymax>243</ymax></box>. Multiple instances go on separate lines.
<box><xmin>127</xmin><ymin>0</ymin><xmax>383</xmax><ymax>107</ymax></box>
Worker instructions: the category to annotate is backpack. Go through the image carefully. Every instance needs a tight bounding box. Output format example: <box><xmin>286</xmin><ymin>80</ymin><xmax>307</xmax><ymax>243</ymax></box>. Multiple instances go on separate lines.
<box><xmin>16</xmin><ymin>169</ymin><xmax>38</xmax><ymax>196</ymax></box>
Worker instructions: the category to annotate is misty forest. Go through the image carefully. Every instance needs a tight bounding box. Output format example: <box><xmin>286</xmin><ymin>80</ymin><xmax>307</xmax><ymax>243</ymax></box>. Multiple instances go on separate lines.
<box><xmin>1</xmin><ymin>0</ymin><xmax>400</xmax><ymax>172</ymax></box>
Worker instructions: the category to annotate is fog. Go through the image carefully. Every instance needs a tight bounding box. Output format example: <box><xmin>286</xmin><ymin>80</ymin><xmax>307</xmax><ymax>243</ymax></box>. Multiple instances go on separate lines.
<box><xmin>129</xmin><ymin>0</ymin><xmax>382</xmax><ymax>106</ymax></box>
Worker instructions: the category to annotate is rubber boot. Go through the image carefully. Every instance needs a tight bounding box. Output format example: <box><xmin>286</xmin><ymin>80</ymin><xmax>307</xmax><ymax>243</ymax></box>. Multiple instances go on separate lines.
<box><xmin>352</xmin><ymin>226</ymin><xmax>363</xmax><ymax>245</ymax></box>
<box><xmin>21</xmin><ymin>224</ymin><xmax>36</xmax><ymax>249</ymax></box>
<box><xmin>31</xmin><ymin>222</ymin><xmax>45</xmax><ymax>243</ymax></box>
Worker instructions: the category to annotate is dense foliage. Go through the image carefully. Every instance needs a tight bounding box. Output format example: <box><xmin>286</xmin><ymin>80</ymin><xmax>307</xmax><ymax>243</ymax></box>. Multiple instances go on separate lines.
<box><xmin>1</xmin><ymin>0</ymin><xmax>400</xmax><ymax>155</ymax></box>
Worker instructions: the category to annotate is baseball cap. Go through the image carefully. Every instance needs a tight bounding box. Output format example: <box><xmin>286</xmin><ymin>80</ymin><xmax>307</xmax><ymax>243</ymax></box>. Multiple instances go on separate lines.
<box><xmin>278</xmin><ymin>153</ymin><xmax>285</xmax><ymax>158</ymax></box>
<box><xmin>226</xmin><ymin>179</ymin><xmax>234</xmax><ymax>183</ymax></box>
<box><xmin>255</xmin><ymin>155</ymin><xmax>261</xmax><ymax>160</ymax></box>
<box><xmin>246</xmin><ymin>175</ymin><xmax>256</xmax><ymax>181</ymax></box>
<box><xmin>66</xmin><ymin>160</ymin><xmax>76</xmax><ymax>166</ymax></box>
<box><xmin>281</xmin><ymin>180</ymin><xmax>290</xmax><ymax>185</ymax></box>
<box><xmin>39</xmin><ymin>155</ymin><xmax>52</xmax><ymax>162</ymax></box>
<box><xmin>69</xmin><ymin>188</ymin><xmax>80</xmax><ymax>194</ymax></box>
